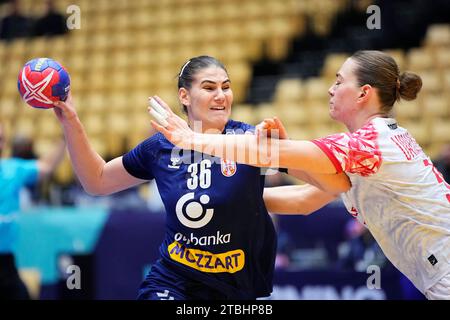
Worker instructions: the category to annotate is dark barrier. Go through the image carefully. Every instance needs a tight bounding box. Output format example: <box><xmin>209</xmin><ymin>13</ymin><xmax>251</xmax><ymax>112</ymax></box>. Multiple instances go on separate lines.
<box><xmin>16</xmin><ymin>206</ymin><xmax>424</xmax><ymax>299</ymax></box>
<box><xmin>94</xmin><ymin>210</ymin><xmax>166</xmax><ymax>299</ymax></box>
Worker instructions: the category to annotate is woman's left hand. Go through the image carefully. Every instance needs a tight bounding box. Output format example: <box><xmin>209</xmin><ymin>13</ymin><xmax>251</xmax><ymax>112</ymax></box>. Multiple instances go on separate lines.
<box><xmin>255</xmin><ymin>117</ymin><xmax>289</xmax><ymax>140</ymax></box>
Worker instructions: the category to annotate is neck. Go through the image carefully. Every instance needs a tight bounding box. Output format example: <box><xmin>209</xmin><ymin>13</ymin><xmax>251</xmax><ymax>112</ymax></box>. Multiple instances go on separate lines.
<box><xmin>345</xmin><ymin>110</ymin><xmax>387</xmax><ymax>133</ymax></box>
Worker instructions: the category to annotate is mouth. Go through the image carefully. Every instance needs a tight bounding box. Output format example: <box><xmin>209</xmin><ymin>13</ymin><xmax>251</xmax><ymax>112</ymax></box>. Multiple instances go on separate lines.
<box><xmin>210</xmin><ymin>106</ymin><xmax>226</xmax><ymax>111</ymax></box>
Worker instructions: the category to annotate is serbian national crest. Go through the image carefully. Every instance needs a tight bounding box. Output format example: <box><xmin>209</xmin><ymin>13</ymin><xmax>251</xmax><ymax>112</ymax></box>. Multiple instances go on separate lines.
<box><xmin>221</xmin><ymin>159</ymin><xmax>237</xmax><ymax>177</ymax></box>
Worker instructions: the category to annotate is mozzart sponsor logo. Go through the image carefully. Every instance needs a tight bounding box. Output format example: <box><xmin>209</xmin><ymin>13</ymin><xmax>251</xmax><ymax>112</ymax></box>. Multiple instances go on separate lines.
<box><xmin>168</xmin><ymin>241</ymin><xmax>245</xmax><ymax>273</ymax></box>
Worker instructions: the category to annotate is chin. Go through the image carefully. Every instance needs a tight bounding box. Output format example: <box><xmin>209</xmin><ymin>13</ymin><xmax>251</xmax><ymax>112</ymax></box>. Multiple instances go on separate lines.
<box><xmin>212</xmin><ymin>113</ymin><xmax>230</xmax><ymax>123</ymax></box>
<box><xmin>329</xmin><ymin>110</ymin><xmax>337</xmax><ymax>120</ymax></box>
<box><xmin>201</xmin><ymin>119</ymin><xmax>227</xmax><ymax>133</ymax></box>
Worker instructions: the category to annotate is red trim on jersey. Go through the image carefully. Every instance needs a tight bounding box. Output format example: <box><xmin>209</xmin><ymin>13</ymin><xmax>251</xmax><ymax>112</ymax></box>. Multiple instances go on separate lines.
<box><xmin>311</xmin><ymin>139</ymin><xmax>343</xmax><ymax>173</ymax></box>
<box><xmin>312</xmin><ymin>123</ymin><xmax>382</xmax><ymax>177</ymax></box>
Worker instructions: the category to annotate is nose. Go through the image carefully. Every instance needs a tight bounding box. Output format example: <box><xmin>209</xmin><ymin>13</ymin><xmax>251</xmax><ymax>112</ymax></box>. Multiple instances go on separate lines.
<box><xmin>328</xmin><ymin>84</ymin><xmax>334</xmax><ymax>97</ymax></box>
<box><xmin>214</xmin><ymin>88</ymin><xmax>225</xmax><ymax>102</ymax></box>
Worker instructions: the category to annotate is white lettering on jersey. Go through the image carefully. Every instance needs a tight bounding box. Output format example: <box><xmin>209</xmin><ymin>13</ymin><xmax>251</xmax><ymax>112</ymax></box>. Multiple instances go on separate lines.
<box><xmin>174</xmin><ymin>231</ymin><xmax>231</xmax><ymax>246</ymax></box>
<box><xmin>390</xmin><ymin>132</ymin><xmax>423</xmax><ymax>160</ymax></box>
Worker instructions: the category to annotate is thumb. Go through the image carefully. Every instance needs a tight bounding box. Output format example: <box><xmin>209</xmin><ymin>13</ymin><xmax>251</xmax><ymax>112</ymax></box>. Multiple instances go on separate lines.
<box><xmin>53</xmin><ymin>106</ymin><xmax>64</xmax><ymax>121</ymax></box>
<box><xmin>255</xmin><ymin>123</ymin><xmax>266</xmax><ymax>138</ymax></box>
<box><xmin>53</xmin><ymin>100</ymin><xmax>66</xmax><ymax>110</ymax></box>
<box><xmin>273</xmin><ymin>117</ymin><xmax>288</xmax><ymax>139</ymax></box>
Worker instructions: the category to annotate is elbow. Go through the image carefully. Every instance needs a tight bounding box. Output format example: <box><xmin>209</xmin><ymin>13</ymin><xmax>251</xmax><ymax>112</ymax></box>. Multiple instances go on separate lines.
<box><xmin>80</xmin><ymin>175</ymin><xmax>116</xmax><ymax>196</ymax></box>
<box><xmin>294</xmin><ymin>205</ymin><xmax>315</xmax><ymax>216</ymax></box>
<box><xmin>324</xmin><ymin>179</ymin><xmax>351</xmax><ymax>195</ymax></box>
<box><xmin>337</xmin><ymin>173</ymin><xmax>352</xmax><ymax>193</ymax></box>
<box><xmin>83</xmin><ymin>187</ymin><xmax>101</xmax><ymax>196</ymax></box>
<box><xmin>332</xmin><ymin>185</ymin><xmax>350</xmax><ymax>195</ymax></box>
<box><xmin>83</xmin><ymin>184</ymin><xmax>110</xmax><ymax>197</ymax></box>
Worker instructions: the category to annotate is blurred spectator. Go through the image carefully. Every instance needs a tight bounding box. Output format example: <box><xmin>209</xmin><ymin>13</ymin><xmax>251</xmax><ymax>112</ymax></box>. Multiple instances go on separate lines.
<box><xmin>0</xmin><ymin>123</ymin><xmax>65</xmax><ymax>299</ymax></box>
<box><xmin>0</xmin><ymin>0</ymin><xmax>33</xmax><ymax>41</ymax></box>
<box><xmin>145</xmin><ymin>180</ymin><xmax>165</xmax><ymax>213</ymax></box>
<box><xmin>336</xmin><ymin>219</ymin><xmax>388</xmax><ymax>272</ymax></box>
<box><xmin>11</xmin><ymin>134</ymin><xmax>36</xmax><ymax>159</ymax></box>
<box><xmin>265</xmin><ymin>170</ymin><xmax>294</xmax><ymax>269</ymax></box>
<box><xmin>32</xmin><ymin>0</ymin><xmax>67</xmax><ymax>37</ymax></box>
<box><xmin>11</xmin><ymin>134</ymin><xmax>39</xmax><ymax>209</ymax></box>
<box><xmin>434</xmin><ymin>144</ymin><xmax>450</xmax><ymax>184</ymax></box>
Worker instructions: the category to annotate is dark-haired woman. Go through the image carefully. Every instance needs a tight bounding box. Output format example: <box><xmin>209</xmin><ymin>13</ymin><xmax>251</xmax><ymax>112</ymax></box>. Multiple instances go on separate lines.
<box><xmin>52</xmin><ymin>56</ymin><xmax>347</xmax><ymax>300</ymax></box>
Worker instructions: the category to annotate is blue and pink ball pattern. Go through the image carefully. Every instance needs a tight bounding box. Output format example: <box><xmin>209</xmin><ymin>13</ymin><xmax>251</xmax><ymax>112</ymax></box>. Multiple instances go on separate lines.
<box><xmin>18</xmin><ymin>57</ymin><xmax>70</xmax><ymax>109</ymax></box>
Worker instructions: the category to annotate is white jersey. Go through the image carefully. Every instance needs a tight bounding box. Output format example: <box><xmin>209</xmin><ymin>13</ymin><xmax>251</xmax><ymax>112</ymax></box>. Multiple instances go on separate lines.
<box><xmin>313</xmin><ymin>117</ymin><xmax>450</xmax><ymax>294</ymax></box>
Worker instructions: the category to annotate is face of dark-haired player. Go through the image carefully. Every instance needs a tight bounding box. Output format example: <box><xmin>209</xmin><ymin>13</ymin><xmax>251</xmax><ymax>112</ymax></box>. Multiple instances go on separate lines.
<box><xmin>179</xmin><ymin>66</ymin><xmax>233</xmax><ymax>133</ymax></box>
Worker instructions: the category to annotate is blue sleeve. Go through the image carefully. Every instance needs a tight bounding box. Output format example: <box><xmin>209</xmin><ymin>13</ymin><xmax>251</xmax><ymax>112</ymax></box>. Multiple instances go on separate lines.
<box><xmin>122</xmin><ymin>135</ymin><xmax>161</xmax><ymax>180</ymax></box>
<box><xmin>17</xmin><ymin>159</ymin><xmax>39</xmax><ymax>186</ymax></box>
<box><xmin>226</xmin><ymin>120</ymin><xmax>255</xmax><ymax>134</ymax></box>
<box><xmin>239</xmin><ymin>122</ymin><xmax>255</xmax><ymax>134</ymax></box>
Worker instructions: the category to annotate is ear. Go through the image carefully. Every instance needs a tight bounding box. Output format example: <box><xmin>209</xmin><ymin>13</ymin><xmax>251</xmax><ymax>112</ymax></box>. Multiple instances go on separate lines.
<box><xmin>357</xmin><ymin>84</ymin><xmax>372</xmax><ymax>103</ymax></box>
<box><xmin>178</xmin><ymin>88</ymin><xmax>190</xmax><ymax>107</ymax></box>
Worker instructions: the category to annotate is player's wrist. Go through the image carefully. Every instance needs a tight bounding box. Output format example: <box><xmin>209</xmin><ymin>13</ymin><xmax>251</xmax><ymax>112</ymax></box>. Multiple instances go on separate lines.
<box><xmin>60</xmin><ymin>114</ymin><xmax>81</xmax><ymax>128</ymax></box>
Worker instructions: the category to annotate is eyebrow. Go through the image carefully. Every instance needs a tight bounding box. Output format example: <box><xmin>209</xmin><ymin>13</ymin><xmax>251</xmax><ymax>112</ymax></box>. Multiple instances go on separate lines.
<box><xmin>200</xmin><ymin>79</ymin><xmax>231</xmax><ymax>85</ymax></box>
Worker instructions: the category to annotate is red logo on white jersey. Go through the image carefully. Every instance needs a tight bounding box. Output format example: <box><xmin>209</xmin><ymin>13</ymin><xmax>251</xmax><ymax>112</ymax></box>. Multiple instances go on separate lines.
<box><xmin>349</xmin><ymin>206</ymin><xmax>367</xmax><ymax>225</ymax></box>
<box><xmin>21</xmin><ymin>68</ymin><xmax>55</xmax><ymax>104</ymax></box>
<box><xmin>315</xmin><ymin>122</ymin><xmax>382</xmax><ymax>177</ymax></box>
<box><xmin>221</xmin><ymin>159</ymin><xmax>236</xmax><ymax>177</ymax></box>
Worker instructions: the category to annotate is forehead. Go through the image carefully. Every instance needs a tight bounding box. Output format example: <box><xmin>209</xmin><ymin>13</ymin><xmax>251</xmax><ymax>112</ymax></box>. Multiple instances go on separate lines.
<box><xmin>192</xmin><ymin>66</ymin><xmax>229</xmax><ymax>83</ymax></box>
<box><xmin>337</xmin><ymin>58</ymin><xmax>357</xmax><ymax>78</ymax></box>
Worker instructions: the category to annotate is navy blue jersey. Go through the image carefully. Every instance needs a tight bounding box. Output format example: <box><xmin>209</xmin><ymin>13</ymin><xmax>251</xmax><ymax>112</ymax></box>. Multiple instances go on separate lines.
<box><xmin>123</xmin><ymin>120</ymin><xmax>277</xmax><ymax>299</ymax></box>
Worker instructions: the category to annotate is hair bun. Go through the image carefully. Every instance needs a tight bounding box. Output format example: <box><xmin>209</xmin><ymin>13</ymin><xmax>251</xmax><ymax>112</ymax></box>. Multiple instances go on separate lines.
<box><xmin>398</xmin><ymin>72</ymin><xmax>422</xmax><ymax>101</ymax></box>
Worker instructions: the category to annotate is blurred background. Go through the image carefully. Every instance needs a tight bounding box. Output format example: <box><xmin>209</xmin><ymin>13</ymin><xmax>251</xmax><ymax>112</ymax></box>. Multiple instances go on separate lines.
<box><xmin>0</xmin><ymin>0</ymin><xmax>449</xmax><ymax>300</ymax></box>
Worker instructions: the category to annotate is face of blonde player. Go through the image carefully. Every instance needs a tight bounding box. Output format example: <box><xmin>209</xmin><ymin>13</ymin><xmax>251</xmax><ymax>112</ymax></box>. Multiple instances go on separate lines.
<box><xmin>180</xmin><ymin>66</ymin><xmax>233</xmax><ymax>133</ymax></box>
<box><xmin>328</xmin><ymin>58</ymin><xmax>362</xmax><ymax>126</ymax></box>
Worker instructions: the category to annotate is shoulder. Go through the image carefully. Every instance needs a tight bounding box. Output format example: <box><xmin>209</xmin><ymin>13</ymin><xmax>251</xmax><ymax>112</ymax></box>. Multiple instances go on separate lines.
<box><xmin>325</xmin><ymin>120</ymin><xmax>381</xmax><ymax>150</ymax></box>
<box><xmin>0</xmin><ymin>158</ymin><xmax>38</xmax><ymax>182</ymax></box>
<box><xmin>124</xmin><ymin>132</ymin><xmax>168</xmax><ymax>165</ymax></box>
<box><xmin>351</xmin><ymin>120</ymin><xmax>380</xmax><ymax>142</ymax></box>
<box><xmin>314</xmin><ymin>121</ymin><xmax>383</xmax><ymax>177</ymax></box>
<box><xmin>135</xmin><ymin>132</ymin><xmax>172</xmax><ymax>152</ymax></box>
<box><xmin>225</xmin><ymin>119</ymin><xmax>255</xmax><ymax>133</ymax></box>
<box><xmin>3</xmin><ymin>158</ymin><xmax>38</xmax><ymax>170</ymax></box>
